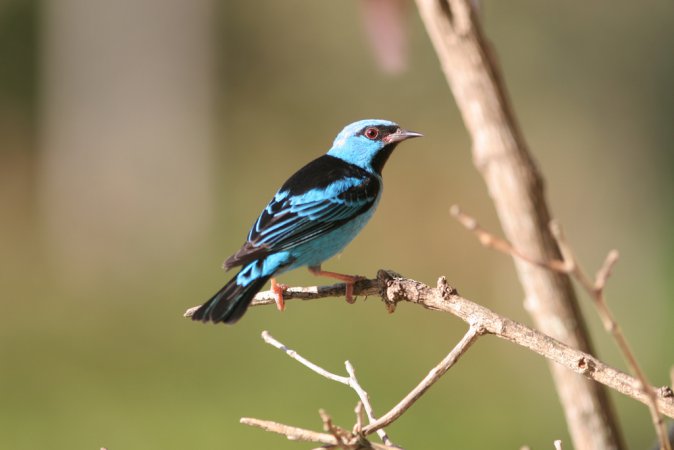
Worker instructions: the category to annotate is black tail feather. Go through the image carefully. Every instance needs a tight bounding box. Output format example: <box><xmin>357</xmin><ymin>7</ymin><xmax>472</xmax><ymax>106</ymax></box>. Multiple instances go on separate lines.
<box><xmin>191</xmin><ymin>274</ymin><xmax>270</xmax><ymax>324</ymax></box>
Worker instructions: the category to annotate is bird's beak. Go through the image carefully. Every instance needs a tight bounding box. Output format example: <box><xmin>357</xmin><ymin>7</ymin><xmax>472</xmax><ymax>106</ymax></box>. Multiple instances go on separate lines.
<box><xmin>384</xmin><ymin>128</ymin><xmax>424</xmax><ymax>144</ymax></box>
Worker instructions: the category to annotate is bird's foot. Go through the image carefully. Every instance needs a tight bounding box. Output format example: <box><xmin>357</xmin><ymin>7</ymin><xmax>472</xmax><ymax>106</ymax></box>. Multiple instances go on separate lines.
<box><xmin>270</xmin><ymin>278</ymin><xmax>288</xmax><ymax>312</ymax></box>
<box><xmin>343</xmin><ymin>277</ymin><xmax>366</xmax><ymax>304</ymax></box>
<box><xmin>308</xmin><ymin>266</ymin><xmax>365</xmax><ymax>304</ymax></box>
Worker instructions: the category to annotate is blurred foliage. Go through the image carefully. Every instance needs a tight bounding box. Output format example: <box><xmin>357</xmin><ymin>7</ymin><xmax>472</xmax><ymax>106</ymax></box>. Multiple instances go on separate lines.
<box><xmin>0</xmin><ymin>0</ymin><xmax>39</xmax><ymax>123</ymax></box>
<box><xmin>0</xmin><ymin>0</ymin><xmax>673</xmax><ymax>449</ymax></box>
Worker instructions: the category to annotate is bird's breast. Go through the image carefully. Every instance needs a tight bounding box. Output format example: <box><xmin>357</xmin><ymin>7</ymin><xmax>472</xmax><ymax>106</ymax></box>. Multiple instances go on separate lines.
<box><xmin>281</xmin><ymin>196</ymin><xmax>381</xmax><ymax>272</ymax></box>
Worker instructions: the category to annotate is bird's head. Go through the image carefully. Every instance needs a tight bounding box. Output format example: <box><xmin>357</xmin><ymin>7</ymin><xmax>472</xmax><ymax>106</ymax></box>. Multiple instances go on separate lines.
<box><xmin>327</xmin><ymin>119</ymin><xmax>422</xmax><ymax>174</ymax></box>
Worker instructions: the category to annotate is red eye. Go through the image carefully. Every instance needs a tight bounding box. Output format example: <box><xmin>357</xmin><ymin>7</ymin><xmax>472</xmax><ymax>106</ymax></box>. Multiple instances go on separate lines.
<box><xmin>364</xmin><ymin>127</ymin><xmax>379</xmax><ymax>140</ymax></box>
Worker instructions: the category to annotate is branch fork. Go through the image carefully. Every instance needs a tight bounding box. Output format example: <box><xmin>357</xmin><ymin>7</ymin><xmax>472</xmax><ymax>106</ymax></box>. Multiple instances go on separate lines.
<box><xmin>451</xmin><ymin>205</ymin><xmax>672</xmax><ymax>450</ymax></box>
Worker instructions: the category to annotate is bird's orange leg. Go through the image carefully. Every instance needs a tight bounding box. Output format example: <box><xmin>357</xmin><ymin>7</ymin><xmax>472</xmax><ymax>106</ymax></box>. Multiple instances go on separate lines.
<box><xmin>308</xmin><ymin>265</ymin><xmax>365</xmax><ymax>304</ymax></box>
<box><xmin>270</xmin><ymin>278</ymin><xmax>288</xmax><ymax>312</ymax></box>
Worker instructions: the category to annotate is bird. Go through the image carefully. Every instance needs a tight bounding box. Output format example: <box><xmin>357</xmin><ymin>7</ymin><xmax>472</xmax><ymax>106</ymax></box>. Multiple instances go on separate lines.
<box><xmin>191</xmin><ymin>119</ymin><xmax>422</xmax><ymax>324</ymax></box>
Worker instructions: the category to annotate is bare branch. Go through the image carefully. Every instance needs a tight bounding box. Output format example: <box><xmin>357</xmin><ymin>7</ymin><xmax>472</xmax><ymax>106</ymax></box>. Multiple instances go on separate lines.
<box><xmin>249</xmin><ymin>324</ymin><xmax>479</xmax><ymax>446</ymax></box>
<box><xmin>595</xmin><ymin>249</ymin><xmax>620</xmax><ymax>292</ymax></box>
<box><xmin>262</xmin><ymin>331</ymin><xmax>349</xmax><ymax>384</ymax></box>
<box><xmin>362</xmin><ymin>325</ymin><xmax>481</xmax><ymax>435</ymax></box>
<box><xmin>344</xmin><ymin>362</ymin><xmax>393</xmax><ymax>446</ymax></box>
<box><xmin>450</xmin><ymin>205</ymin><xmax>567</xmax><ymax>271</ymax></box>
<box><xmin>186</xmin><ymin>272</ymin><xmax>674</xmax><ymax>420</ymax></box>
<box><xmin>319</xmin><ymin>409</ymin><xmax>351</xmax><ymax>446</ymax></box>
<box><xmin>453</xmin><ymin>207</ymin><xmax>671</xmax><ymax>450</ymax></box>
<box><xmin>184</xmin><ymin>279</ymin><xmax>381</xmax><ymax>318</ymax></box>
<box><xmin>353</xmin><ymin>401</ymin><xmax>365</xmax><ymax>435</ymax></box>
<box><xmin>550</xmin><ymin>222</ymin><xmax>671</xmax><ymax>450</ymax></box>
<box><xmin>240</xmin><ymin>417</ymin><xmax>338</xmax><ymax>445</ymax></box>
<box><xmin>240</xmin><ymin>417</ymin><xmax>398</xmax><ymax>450</ymax></box>
<box><xmin>261</xmin><ymin>331</ymin><xmax>393</xmax><ymax>446</ymax></box>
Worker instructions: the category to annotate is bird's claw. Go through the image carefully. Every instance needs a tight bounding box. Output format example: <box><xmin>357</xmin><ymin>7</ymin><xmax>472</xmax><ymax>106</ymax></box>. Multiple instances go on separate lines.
<box><xmin>345</xmin><ymin>275</ymin><xmax>366</xmax><ymax>304</ymax></box>
<box><xmin>270</xmin><ymin>278</ymin><xmax>288</xmax><ymax>312</ymax></box>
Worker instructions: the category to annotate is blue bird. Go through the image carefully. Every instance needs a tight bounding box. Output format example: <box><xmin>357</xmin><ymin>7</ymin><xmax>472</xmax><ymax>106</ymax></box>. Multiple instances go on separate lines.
<box><xmin>192</xmin><ymin>119</ymin><xmax>422</xmax><ymax>324</ymax></box>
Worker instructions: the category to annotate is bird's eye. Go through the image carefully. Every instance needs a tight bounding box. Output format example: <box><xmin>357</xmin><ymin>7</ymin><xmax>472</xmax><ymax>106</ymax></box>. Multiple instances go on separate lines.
<box><xmin>364</xmin><ymin>127</ymin><xmax>379</xmax><ymax>140</ymax></box>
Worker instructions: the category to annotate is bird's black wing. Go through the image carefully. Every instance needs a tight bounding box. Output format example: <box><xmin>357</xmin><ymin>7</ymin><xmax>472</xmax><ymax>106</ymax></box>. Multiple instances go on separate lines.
<box><xmin>223</xmin><ymin>155</ymin><xmax>380</xmax><ymax>270</ymax></box>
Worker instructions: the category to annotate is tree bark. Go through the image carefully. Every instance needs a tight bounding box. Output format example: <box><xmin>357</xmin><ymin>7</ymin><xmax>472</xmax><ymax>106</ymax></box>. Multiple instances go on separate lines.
<box><xmin>414</xmin><ymin>1</ymin><xmax>625</xmax><ymax>448</ymax></box>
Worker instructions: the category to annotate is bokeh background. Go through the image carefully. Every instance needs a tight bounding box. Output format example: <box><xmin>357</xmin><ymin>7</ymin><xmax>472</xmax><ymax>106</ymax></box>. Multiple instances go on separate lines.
<box><xmin>1</xmin><ymin>1</ymin><xmax>673</xmax><ymax>448</ymax></box>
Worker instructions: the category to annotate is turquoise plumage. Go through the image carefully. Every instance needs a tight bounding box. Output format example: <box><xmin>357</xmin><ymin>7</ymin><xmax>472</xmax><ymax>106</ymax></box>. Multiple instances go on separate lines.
<box><xmin>192</xmin><ymin>119</ymin><xmax>422</xmax><ymax>324</ymax></box>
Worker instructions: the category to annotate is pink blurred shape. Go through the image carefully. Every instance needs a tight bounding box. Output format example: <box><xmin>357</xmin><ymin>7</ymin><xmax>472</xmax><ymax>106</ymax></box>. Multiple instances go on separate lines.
<box><xmin>360</xmin><ymin>0</ymin><xmax>410</xmax><ymax>74</ymax></box>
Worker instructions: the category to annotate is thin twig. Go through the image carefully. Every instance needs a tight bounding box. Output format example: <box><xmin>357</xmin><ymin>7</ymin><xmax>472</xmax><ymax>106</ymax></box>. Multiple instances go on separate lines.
<box><xmin>362</xmin><ymin>325</ymin><xmax>481</xmax><ymax>435</ymax></box>
<box><xmin>550</xmin><ymin>222</ymin><xmax>671</xmax><ymax>450</ymax></box>
<box><xmin>262</xmin><ymin>331</ymin><xmax>349</xmax><ymax>384</ymax></box>
<box><xmin>344</xmin><ymin>362</ymin><xmax>393</xmax><ymax>446</ymax></box>
<box><xmin>353</xmin><ymin>401</ymin><xmax>365</xmax><ymax>435</ymax></box>
<box><xmin>319</xmin><ymin>409</ymin><xmax>351</xmax><ymax>447</ymax></box>
<box><xmin>595</xmin><ymin>250</ymin><xmax>620</xmax><ymax>293</ymax></box>
<box><xmin>453</xmin><ymin>206</ymin><xmax>671</xmax><ymax>450</ymax></box>
<box><xmin>261</xmin><ymin>331</ymin><xmax>393</xmax><ymax>446</ymax></box>
<box><xmin>240</xmin><ymin>417</ymin><xmax>397</xmax><ymax>450</ymax></box>
<box><xmin>240</xmin><ymin>417</ymin><xmax>338</xmax><ymax>444</ymax></box>
<box><xmin>450</xmin><ymin>205</ymin><xmax>566</xmax><ymax>272</ymax></box>
<box><xmin>255</xmin><ymin>327</ymin><xmax>479</xmax><ymax>446</ymax></box>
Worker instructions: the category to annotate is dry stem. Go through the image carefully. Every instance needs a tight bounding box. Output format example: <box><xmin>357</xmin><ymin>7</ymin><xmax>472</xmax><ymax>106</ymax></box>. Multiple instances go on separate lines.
<box><xmin>361</xmin><ymin>325</ymin><xmax>481</xmax><ymax>435</ymax></box>
<box><xmin>243</xmin><ymin>325</ymin><xmax>479</xmax><ymax>447</ymax></box>
<box><xmin>261</xmin><ymin>330</ymin><xmax>393</xmax><ymax>447</ymax></box>
<box><xmin>240</xmin><ymin>417</ymin><xmax>338</xmax><ymax>445</ymax></box>
<box><xmin>452</xmin><ymin>205</ymin><xmax>671</xmax><ymax>450</ymax></box>
<box><xmin>183</xmin><ymin>272</ymin><xmax>674</xmax><ymax>421</ymax></box>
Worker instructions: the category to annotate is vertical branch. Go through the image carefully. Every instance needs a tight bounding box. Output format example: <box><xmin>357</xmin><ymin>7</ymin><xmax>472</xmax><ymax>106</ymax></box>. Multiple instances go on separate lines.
<box><xmin>414</xmin><ymin>1</ymin><xmax>625</xmax><ymax>449</ymax></box>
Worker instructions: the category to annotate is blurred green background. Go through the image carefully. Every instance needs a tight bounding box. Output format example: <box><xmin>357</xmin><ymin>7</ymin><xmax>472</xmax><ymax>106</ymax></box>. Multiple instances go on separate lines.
<box><xmin>1</xmin><ymin>0</ymin><xmax>673</xmax><ymax>448</ymax></box>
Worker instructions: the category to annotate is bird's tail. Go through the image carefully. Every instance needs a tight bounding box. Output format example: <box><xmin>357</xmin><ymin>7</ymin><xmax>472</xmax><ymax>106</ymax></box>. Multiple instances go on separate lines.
<box><xmin>191</xmin><ymin>262</ymin><xmax>271</xmax><ymax>324</ymax></box>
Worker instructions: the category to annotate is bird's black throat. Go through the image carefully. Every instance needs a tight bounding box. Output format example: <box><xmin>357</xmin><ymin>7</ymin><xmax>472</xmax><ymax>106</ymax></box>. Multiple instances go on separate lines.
<box><xmin>370</xmin><ymin>143</ymin><xmax>398</xmax><ymax>175</ymax></box>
